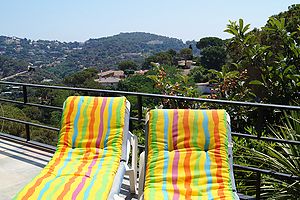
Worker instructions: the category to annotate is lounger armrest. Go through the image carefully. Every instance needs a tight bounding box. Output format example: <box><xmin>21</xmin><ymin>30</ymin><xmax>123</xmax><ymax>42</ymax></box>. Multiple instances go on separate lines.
<box><xmin>125</xmin><ymin>131</ymin><xmax>138</xmax><ymax>194</ymax></box>
<box><xmin>138</xmin><ymin>151</ymin><xmax>145</xmax><ymax>200</ymax></box>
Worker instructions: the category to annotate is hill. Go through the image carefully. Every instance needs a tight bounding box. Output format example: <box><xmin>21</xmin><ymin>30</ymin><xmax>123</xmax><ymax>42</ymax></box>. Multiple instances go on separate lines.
<box><xmin>0</xmin><ymin>32</ymin><xmax>191</xmax><ymax>79</ymax></box>
<box><xmin>0</xmin><ymin>55</ymin><xmax>28</xmax><ymax>78</ymax></box>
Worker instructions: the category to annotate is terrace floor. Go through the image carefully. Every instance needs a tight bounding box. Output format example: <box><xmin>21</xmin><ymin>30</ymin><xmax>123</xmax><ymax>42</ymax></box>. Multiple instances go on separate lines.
<box><xmin>0</xmin><ymin>137</ymin><xmax>138</xmax><ymax>200</ymax></box>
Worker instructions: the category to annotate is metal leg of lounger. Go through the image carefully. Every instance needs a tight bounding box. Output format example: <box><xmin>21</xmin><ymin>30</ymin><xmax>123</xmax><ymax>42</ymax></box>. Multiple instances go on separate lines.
<box><xmin>138</xmin><ymin>151</ymin><xmax>145</xmax><ymax>200</ymax></box>
<box><xmin>125</xmin><ymin>132</ymin><xmax>138</xmax><ymax>194</ymax></box>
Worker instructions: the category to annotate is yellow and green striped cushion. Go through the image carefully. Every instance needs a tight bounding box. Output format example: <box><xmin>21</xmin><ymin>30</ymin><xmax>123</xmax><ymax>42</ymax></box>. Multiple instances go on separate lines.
<box><xmin>14</xmin><ymin>96</ymin><xmax>127</xmax><ymax>200</ymax></box>
<box><xmin>144</xmin><ymin>109</ymin><xmax>236</xmax><ymax>200</ymax></box>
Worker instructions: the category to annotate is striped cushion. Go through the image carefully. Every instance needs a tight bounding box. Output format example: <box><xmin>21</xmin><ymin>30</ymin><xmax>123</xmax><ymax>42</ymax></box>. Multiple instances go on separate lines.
<box><xmin>144</xmin><ymin>109</ymin><xmax>236</xmax><ymax>200</ymax></box>
<box><xmin>14</xmin><ymin>96</ymin><xmax>128</xmax><ymax>200</ymax></box>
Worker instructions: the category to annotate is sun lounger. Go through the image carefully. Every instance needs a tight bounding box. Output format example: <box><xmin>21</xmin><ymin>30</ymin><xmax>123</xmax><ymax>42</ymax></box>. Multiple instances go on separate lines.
<box><xmin>14</xmin><ymin>96</ymin><xmax>137</xmax><ymax>200</ymax></box>
<box><xmin>139</xmin><ymin>109</ymin><xmax>239</xmax><ymax>200</ymax></box>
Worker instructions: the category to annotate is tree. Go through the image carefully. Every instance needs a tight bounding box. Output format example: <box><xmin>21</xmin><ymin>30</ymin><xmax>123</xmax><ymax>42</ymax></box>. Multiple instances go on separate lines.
<box><xmin>225</xmin><ymin>18</ymin><xmax>300</xmax><ymax>105</ymax></box>
<box><xmin>179</xmin><ymin>48</ymin><xmax>193</xmax><ymax>60</ymax></box>
<box><xmin>22</xmin><ymin>107</ymin><xmax>42</xmax><ymax>121</ymax></box>
<box><xmin>147</xmin><ymin>65</ymin><xmax>199</xmax><ymax>108</ymax></box>
<box><xmin>166</xmin><ymin>49</ymin><xmax>177</xmax><ymax>57</ymax></box>
<box><xmin>0</xmin><ymin>104</ymin><xmax>28</xmax><ymax>137</ymax></box>
<box><xmin>200</xmin><ymin>46</ymin><xmax>226</xmax><ymax>70</ymax></box>
<box><xmin>188</xmin><ymin>66</ymin><xmax>210</xmax><ymax>83</ymax></box>
<box><xmin>0</xmin><ymin>55</ymin><xmax>28</xmax><ymax>78</ymax></box>
<box><xmin>118</xmin><ymin>74</ymin><xmax>157</xmax><ymax>94</ymax></box>
<box><xmin>196</xmin><ymin>37</ymin><xmax>224</xmax><ymax>50</ymax></box>
<box><xmin>270</xmin><ymin>4</ymin><xmax>300</xmax><ymax>41</ymax></box>
<box><xmin>63</xmin><ymin>68</ymin><xmax>99</xmax><ymax>87</ymax></box>
<box><xmin>118</xmin><ymin>60</ymin><xmax>138</xmax><ymax>71</ymax></box>
<box><xmin>143</xmin><ymin>52</ymin><xmax>173</xmax><ymax>68</ymax></box>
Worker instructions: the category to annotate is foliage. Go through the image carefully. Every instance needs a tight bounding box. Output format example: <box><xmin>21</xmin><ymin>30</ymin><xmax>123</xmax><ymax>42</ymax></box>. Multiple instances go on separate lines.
<box><xmin>235</xmin><ymin>111</ymin><xmax>300</xmax><ymax>199</ymax></box>
<box><xmin>63</xmin><ymin>68</ymin><xmax>100</xmax><ymax>88</ymax></box>
<box><xmin>46</xmin><ymin>61</ymin><xmax>82</xmax><ymax>79</ymax></box>
<box><xmin>225</xmin><ymin>18</ymin><xmax>300</xmax><ymax>105</ymax></box>
<box><xmin>196</xmin><ymin>37</ymin><xmax>224</xmax><ymax>49</ymax></box>
<box><xmin>195</xmin><ymin>36</ymin><xmax>226</xmax><ymax>70</ymax></box>
<box><xmin>179</xmin><ymin>48</ymin><xmax>193</xmax><ymax>60</ymax></box>
<box><xmin>117</xmin><ymin>73</ymin><xmax>157</xmax><ymax>94</ymax></box>
<box><xmin>148</xmin><ymin>65</ymin><xmax>198</xmax><ymax>108</ymax></box>
<box><xmin>118</xmin><ymin>60</ymin><xmax>138</xmax><ymax>71</ymax></box>
<box><xmin>22</xmin><ymin>106</ymin><xmax>42</xmax><ymax>121</ymax></box>
<box><xmin>200</xmin><ymin>46</ymin><xmax>226</xmax><ymax>70</ymax></box>
<box><xmin>270</xmin><ymin>4</ymin><xmax>300</xmax><ymax>41</ymax></box>
<box><xmin>50</xmin><ymin>111</ymin><xmax>62</xmax><ymax>127</ymax></box>
<box><xmin>143</xmin><ymin>51</ymin><xmax>174</xmax><ymax>68</ymax></box>
<box><xmin>188</xmin><ymin>66</ymin><xmax>210</xmax><ymax>83</ymax></box>
<box><xmin>0</xmin><ymin>104</ymin><xmax>28</xmax><ymax>137</ymax></box>
<box><xmin>208</xmin><ymin>66</ymin><xmax>254</xmax><ymax>101</ymax></box>
<box><xmin>30</xmin><ymin>127</ymin><xmax>58</xmax><ymax>146</ymax></box>
<box><xmin>0</xmin><ymin>55</ymin><xmax>28</xmax><ymax>78</ymax></box>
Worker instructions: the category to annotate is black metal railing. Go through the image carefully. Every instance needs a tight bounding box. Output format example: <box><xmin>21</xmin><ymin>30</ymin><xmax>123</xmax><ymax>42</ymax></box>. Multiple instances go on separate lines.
<box><xmin>0</xmin><ymin>81</ymin><xmax>299</xmax><ymax>199</ymax></box>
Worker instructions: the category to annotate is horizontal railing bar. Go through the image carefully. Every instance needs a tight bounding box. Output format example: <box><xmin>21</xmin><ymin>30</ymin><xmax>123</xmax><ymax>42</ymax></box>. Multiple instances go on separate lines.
<box><xmin>0</xmin><ymin>98</ymin><xmax>63</xmax><ymax>111</ymax></box>
<box><xmin>0</xmin><ymin>98</ymin><xmax>23</xmax><ymax>105</ymax></box>
<box><xmin>0</xmin><ymin>81</ymin><xmax>299</xmax><ymax>110</ymax></box>
<box><xmin>234</xmin><ymin>164</ymin><xmax>300</xmax><ymax>180</ymax></box>
<box><xmin>0</xmin><ymin>116</ymin><xmax>60</xmax><ymax>131</ymax></box>
<box><xmin>232</xmin><ymin>132</ymin><xmax>300</xmax><ymax>145</ymax></box>
<box><xmin>130</xmin><ymin>117</ymin><xmax>146</xmax><ymax>123</ymax></box>
<box><xmin>26</xmin><ymin>103</ymin><xmax>62</xmax><ymax>111</ymax></box>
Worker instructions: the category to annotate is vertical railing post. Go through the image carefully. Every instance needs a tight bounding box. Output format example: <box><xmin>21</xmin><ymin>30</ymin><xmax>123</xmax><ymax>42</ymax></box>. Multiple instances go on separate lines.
<box><xmin>256</xmin><ymin>172</ymin><xmax>261</xmax><ymax>199</ymax></box>
<box><xmin>129</xmin><ymin>118</ymin><xmax>133</xmax><ymax>132</ymax></box>
<box><xmin>23</xmin><ymin>85</ymin><xmax>28</xmax><ymax>103</ymax></box>
<box><xmin>25</xmin><ymin>124</ymin><xmax>30</xmax><ymax>141</ymax></box>
<box><xmin>137</xmin><ymin>95</ymin><xmax>143</xmax><ymax>122</ymax></box>
<box><xmin>255</xmin><ymin>108</ymin><xmax>266</xmax><ymax>139</ymax></box>
<box><xmin>255</xmin><ymin>108</ymin><xmax>264</xmax><ymax>199</ymax></box>
<box><xmin>23</xmin><ymin>85</ymin><xmax>30</xmax><ymax>141</ymax></box>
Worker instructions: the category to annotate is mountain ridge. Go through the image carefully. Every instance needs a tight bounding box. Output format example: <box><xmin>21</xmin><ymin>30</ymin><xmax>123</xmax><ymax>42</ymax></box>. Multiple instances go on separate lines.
<box><xmin>0</xmin><ymin>32</ymin><xmax>198</xmax><ymax>69</ymax></box>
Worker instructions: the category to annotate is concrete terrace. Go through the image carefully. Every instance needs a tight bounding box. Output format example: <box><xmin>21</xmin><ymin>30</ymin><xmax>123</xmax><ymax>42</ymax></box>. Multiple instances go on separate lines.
<box><xmin>0</xmin><ymin>137</ymin><xmax>138</xmax><ymax>200</ymax></box>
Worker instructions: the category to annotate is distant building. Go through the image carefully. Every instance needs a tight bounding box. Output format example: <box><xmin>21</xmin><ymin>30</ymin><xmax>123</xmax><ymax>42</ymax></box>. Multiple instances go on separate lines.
<box><xmin>96</xmin><ymin>70</ymin><xmax>124</xmax><ymax>87</ymax></box>
<box><xmin>96</xmin><ymin>69</ymin><xmax>149</xmax><ymax>86</ymax></box>
<box><xmin>135</xmin><ymin>70</ymin><xmax>148</xmax><ymax>75</ymax></box>
<box><xmin>98</xmin><ymin>70</ymin><xmax>125</xmax><ymax>79</ymax></box>
<box><xmin>95</xmin><ymin>77</ymin><xmax>121</xmax><ymax>87</ymax></box>
<box><xmin>177</xmin><ymin>60</ymin><xmax>196</xmax><ymax>69</ymax></box>
<box><xmin>41</xmin><ymin>79</ymin><xmax>53</xmax><ymax>83</ymax></box>
<box><xmin>150</xmin><ymin>62</ymin><xmax>160</xmax><ymax>67</ymax></box>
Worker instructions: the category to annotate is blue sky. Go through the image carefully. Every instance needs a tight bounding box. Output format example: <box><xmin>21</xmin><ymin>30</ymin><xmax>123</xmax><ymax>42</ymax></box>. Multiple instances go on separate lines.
<box><xmin>0</xmin><ymin>0</ymin><xmax>299</xmax><ymax>42</ymax></box>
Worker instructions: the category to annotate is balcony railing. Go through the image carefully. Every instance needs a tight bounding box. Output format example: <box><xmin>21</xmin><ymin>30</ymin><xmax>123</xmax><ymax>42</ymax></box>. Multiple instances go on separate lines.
<box><xmin>0</xmin><ymin>80</ymin><xmax>299</xmax><ymax>199</ymax></box>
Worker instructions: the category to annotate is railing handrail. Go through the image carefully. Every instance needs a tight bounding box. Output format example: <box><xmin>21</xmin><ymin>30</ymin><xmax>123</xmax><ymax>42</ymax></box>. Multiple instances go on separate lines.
<box><xmin>0</xmin><ymin>80</ymin><xmax>299</xmax><ymax>110</ymax></box>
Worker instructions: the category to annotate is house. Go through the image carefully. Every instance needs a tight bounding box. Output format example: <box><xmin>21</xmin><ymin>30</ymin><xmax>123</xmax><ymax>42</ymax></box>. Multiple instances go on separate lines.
<box><xmin>135</xmin><ymin>70</ymin><xmax>148</xmax><ymax>75</ymax></box>
<box><xmin>95</xmin><ymin>76</ymin><xmax>121</xmax><ymax>87</ymax></box>
<box><xmin>96</xmin><ymin>70</ymin><xmax>125</xmax><ymax>87</ymax></box>
<box><xmin>98</xmin><ymin>70</ymin><xmax>125</xmax><ymax>79</ymax></box>
<box><xmin>177</xmin><ymin>60</ymin><xmax>196</xmax><ymax>69</ymax></box>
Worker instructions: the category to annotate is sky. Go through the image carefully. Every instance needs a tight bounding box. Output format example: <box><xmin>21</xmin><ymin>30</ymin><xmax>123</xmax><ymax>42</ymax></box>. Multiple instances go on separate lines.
<box><xmin>0</xmin><ymin>0</ymin><xmax>299</xmax><ymax>42</ymax></box>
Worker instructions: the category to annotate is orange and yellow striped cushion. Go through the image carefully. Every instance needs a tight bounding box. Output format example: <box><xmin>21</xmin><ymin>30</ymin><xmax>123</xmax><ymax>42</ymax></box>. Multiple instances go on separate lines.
<box><xmin>14</xmin><ymin>96</ymin><xmax>127</xmax><ymax>200</ymax></box>
<box><xmin>144</xmin><ymin>109</ymin><xmax>236</xmax><ymax>200</ymax></box>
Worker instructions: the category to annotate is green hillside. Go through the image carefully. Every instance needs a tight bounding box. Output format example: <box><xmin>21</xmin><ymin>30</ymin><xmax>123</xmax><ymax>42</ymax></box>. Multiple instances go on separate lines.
<box><xmin>0</xmin><ymin>32</ymin><xmax>189</xmax><ymax>76</ymax></box>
